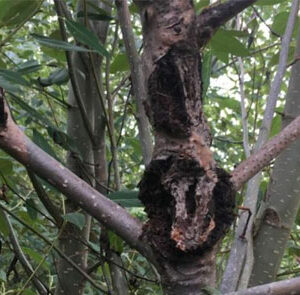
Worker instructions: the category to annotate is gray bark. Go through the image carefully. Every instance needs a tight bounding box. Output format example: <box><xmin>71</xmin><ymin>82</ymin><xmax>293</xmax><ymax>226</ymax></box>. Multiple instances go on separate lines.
<box><xmin>221</xmin><ymin>1</ymin><xmax>300</xmax><ymax>291</ymax></box>
<box><xmin>55</xmin><ymin>1</ymin><xmax>111</xmax><ymax>294</ymax></box>
<box><xmin>249</xmin><ymin>22</ymin><xmax>300</xmax><ymax>286</ymax></box>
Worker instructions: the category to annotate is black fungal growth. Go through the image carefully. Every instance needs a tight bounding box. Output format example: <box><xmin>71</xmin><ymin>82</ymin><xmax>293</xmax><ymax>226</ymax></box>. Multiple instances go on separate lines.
<box><xmin>138</xmin><ymin>156</ymin><xmax>236</xmax><ymax>261</ymax></box>
<box><xmin>147</xmin><ymin>50</ymin><xmax>192</xmax><ymax>138</ymax></box>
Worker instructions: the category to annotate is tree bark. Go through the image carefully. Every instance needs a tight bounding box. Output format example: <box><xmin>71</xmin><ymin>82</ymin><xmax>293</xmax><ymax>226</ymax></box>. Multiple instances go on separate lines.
<box><xmin>137</xmin><ymin>1</ymin><xmax>236</xmax><ymax>292</ymax></box>
<box><xmin>249</xmin><ymin>20</ymin><xmax>300</xmax><ymax>286</ymax></box>
<box><xmin>54</xmin><ymin>1</ymin><xmax>111</xmax><ymax>294</ymax></box>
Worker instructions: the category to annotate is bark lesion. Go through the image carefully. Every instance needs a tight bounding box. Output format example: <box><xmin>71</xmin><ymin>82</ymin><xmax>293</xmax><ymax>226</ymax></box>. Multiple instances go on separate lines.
<box><xmin>139</xmin><ymin>155</ymin><xmax>235</xmax><ymax>260</ymax></box>
<box><xmin>138</xmin><ymin>0</ymin><xmax>236</xmax><ymax>263</ymax></box>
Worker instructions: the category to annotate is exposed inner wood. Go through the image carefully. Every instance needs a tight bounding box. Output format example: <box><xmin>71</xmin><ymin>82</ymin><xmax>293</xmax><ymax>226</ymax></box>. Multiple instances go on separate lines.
<box><xmin>138</xmin><ymin>0</ymin><xmax>235</xmax><ymax>260</ymax></box>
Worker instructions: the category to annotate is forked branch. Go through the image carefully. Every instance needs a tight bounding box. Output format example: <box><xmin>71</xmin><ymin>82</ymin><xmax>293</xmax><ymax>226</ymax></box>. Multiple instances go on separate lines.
<box><xmin>231</xmin><ymin>115</ymin><xmax>300</xmax><ymax>190</ymax></box>
<box><xmin>0</xmin><ymin>89</ymin><xmax>154</xmax><ymax>263</ymax></box>
<box><xmin>197</xmin><ymin>0</ymin><xmax>258</xmax><ymax>47</ymax></box>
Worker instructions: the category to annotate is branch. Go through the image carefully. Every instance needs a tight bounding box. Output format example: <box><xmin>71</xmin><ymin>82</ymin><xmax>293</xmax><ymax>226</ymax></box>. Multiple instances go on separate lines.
<box><xmin>0</xmin><ymin>203</ymin><xmax>106</xmax><ymax>293</ymax></box>
<box><xmin>0</xmin><ymin>89</ymin><xmax>154</xmax><ymax>263</ymax></box>
<box><xmin>231</xmin><ymin>115</ymin><xmax>300</xmax><ymax>190</ymax></box>
<box><xmin>115</xmin><ymin>0</ymin><xmax>153</xmax><ymax>165</ymax></box>
<box><xmin>2</xmin><ymin>210</ymin><xmax>49</xmax><ymax>295</ymax></box>
<box><xmin>27</xmin><ymin>169</ymin><xmax>63</xmax><ymax>227</ymax></box>
<box><xmin>225</xmin><ymin>276</ymin><xmax>300</xmax><ymax>295</ymax></box>
<box><xmin>53</xmin><ymin>0</ymin><xmax>96</xmax><ymax>146</ymax></box>
<box><xmin>197</xmin><ymin>0</ymin><xmax>258</xmax><ymax>47</ymax></box>
<box><xmin>223</xmin><ymin>1</ymin><xmax>299</xmax><ymax>290</ymax></box>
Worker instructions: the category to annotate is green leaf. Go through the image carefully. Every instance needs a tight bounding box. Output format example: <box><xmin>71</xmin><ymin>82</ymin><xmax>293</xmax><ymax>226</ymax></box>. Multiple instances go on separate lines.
<box><xmin>77</xmin><ymin>11</ymin><xmax>113</xmax><ymax>21</ymax></box>
<box><xmin>271</xmin><ymin>12</ymin><xmax>299</xmax><ymax>37</ymax></box>
<box><xmin>47</xmin><ymin>127</ymin><xmax>82</xmax><ymax>160</ymax></box>
<box><xmin>212</xmin><ymin>97</ymin><xmax>240</xmax><ymax>112</ymax></box>
<box><xmin>23</xmin><ymin>247</ymin><xmax>50</xmax><ymax>272</ymax></box>
<box><xmin>9</xmin><ymin>93</ymin><xmax>53</xmax><ymax>127</ymax></box>
<box><xmin>108</xmin><ymin>231</ymin><xmax>123</xmax><ymax>253</ymax></box>
<box><xmin>125</xmin><ymin>137</ymin><xmax>142</xmax><ymax>156</ymax></box>
<box><xmin>31</xmin><ymin>33</ymin><xmax>94</xmax><ymax>53</ymax></box>
<box><xmin>63</xmin><ymin>212</ymin><xmax>86</xmax><ymax>230</ymax></box>
<box><xmin>256</xmin><ymin>0</ymin><xmax>284</xmax><ymax>5</ymax></box>
<box><xmin>39</xmin><ymin>68</ymin><xmax>69</xmax><ymax>86</ymax></box>
<box><xmin>213</xmin><ymin>50</ymin><xmax>229</xmax><ymax>64</ymax></box>
<box><xmin>108</xmin><ymin>190</ymin><xmax>142</xmax><ymax>207</ymax></box>
<box><xmin>210</xmin><ymin>29</ymin><xmax>250</xmax><ymax>57</ymax></box>
<box><xmin>270</xmin><ymin>115</ymin><xmax>281</xmax><ymax>138</ymax></box>
<box><xmin>269</xmin><ymin>45</ymin><xmax>295</xmax><ymax>67</ymax></box>
<box><xmin>0</xmin><ymin>69</ymin><xmax>29</xmax><ymax>87</ymax></box>
<box><xmin>201</xmin><ymin>286</ymin><xmax>221</xmax><ymax>295</ymax></box>
<box><xmin>202</xmin><ymin>49</ymin><xmax>212</xmax><ymax>99</ymax></box>
<box><xmin>0</xmin><ymin>157</ymin><xmax>13</xmax><ymax>175</ymax></box>
<box><xmin>25</xmin><ymin>198</ymin><xmax>38</xmax><ymax>220</ymax></box>
<box><xmin>110</xmin><ymin>53</ymin><xmax>130</xmax><ymax>73</ymax></box>
<box><xmin>17</xmin><ymin>60</ymin><xmax>41</xmax><ymax>75</ymax></box>
<box><xmin>65</xmin><ymin>19</ymin><xmax>109</xmax><ymax>57</ymax></box>
<box><xmin>33</xmin><ymin>129</ymin><xmax>60</xmax><ymax>161</ymax></box>
<box><xmin>39</xmin><ymin>30</ymin><xmax>66</xmax><ymax>62</ymax></box>
<box><xmin>0</xmin><ymin>0</ymin><xmax>40</xmax><ymax>28</ymax></box>
<box><xmin>129</xmin><ymin>3</ymin><xmax>139</xmax><ymax>14</ymax></box>
<box><xmin>225</xmin><ymin>30</ymin><xmax>250</xmax><ymax>38</ymax></box>
<box><xmin>0</xmin><ymin>210</ymin><xmax>9</xmax><ymax>237</ymax></box>
<box><xmin>195</xmin><ymin>0</ymin><xmax>210</xmax><ymax>13</ymax></box>
<box><xmin>0</xmin><ymin>270</ymin><xmax>7</xmax><ymax>282</ymax></box>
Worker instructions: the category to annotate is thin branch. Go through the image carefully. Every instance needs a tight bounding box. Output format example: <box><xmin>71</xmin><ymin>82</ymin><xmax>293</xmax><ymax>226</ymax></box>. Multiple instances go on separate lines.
<box><xmin>105</xmin><ymin>22</ymin><xmax>121</xmax><ymax>190</ymax></box>
<box><xmin>53</xmin><ymin>0</ymin><xmax>96</xmax><ymax>146</ymax></box>
<box><xmin>252</xmin><ymin>6</ymin><xmax>281</xmax><ymax>38</ymax></box>
<box><xmin>27</xmin><ymin>169</ymin><xmax>63</xmax><ymax>227</ymax></box>
<box><xmin>2</xmin><ymin>210</ymin><xmax>49</xmax><ymax>295</ymax></box>
<box><xmin>222</xmin><ymin>1</ymin><xmax>300</xmax><ymax>291</ymax></box>
<box><xmin>231</xmin><ymin>115</ymin><xmax>300</xmax><ymax>190</ymax></box>
<box><xmin>236</xmin><ymin>16</ymin><xmax>251</xmax><ymax>158</ymax></box>
<box><xmin>0</xmin><ymin>173</ymin><xmax>57</xmax><ymax>226</ymax></box>
<box><xmin>225</xmin><ymin>276</ymin><xmax>300</xmax><ymax>295</ymax></box>
<box><xmin>197</xmin><ymin>0</ymin><xmax>258</xmax><ymax>47</ymax></box>
<box><xmin>0</xmin><ymin>203</ymin><xmax>108</xmax><ymax>293</ymax></box>
<box><xmin>0</xmin><ymin>91</ymin><xmax>154</xmax><ymax>263</ymax></box>
<box><xmin>115</xmin><ymin>0</ymin><xmax>153</xmax><ymax>165</ymax></box>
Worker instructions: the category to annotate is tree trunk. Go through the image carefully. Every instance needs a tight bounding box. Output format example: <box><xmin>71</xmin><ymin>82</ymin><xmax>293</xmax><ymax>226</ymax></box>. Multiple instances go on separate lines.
<box><xmin>55</xmin><ymin>1</ymin><xmax>111</xmax><ymax>294</ymax></box>
<box><xmin>136</xmin><ymin>1</ymin><xmax>235</xmax><ymax>293</ymax></box>
<box><xmin>249</xmin><ymin>23</ymin><xmax>300</xmax><ymax>286</ymax></box>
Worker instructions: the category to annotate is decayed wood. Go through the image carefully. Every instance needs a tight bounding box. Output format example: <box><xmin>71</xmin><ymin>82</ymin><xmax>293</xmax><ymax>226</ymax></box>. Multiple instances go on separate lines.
<box><xmin>138</xmin><ymin>0</ymin><xmax>235</xmax><ymax>262</ymax></box>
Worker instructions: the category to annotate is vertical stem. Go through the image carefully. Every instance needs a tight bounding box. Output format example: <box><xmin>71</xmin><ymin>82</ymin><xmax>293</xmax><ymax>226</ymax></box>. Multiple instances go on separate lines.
<box><xmin>221</xmin><ymin>0</ymin><xmax>300</xmax><ymax>291</ymax></box>
<box><xmin>115</xmin><ymin>0</ymin><xmax>153</xmax><ymax>165</ymax></box>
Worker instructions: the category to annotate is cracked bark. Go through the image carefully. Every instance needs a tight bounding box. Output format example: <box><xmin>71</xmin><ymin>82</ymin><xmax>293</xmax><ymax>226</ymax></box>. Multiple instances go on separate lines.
<box><xmin>137</xmin><ymin>1</ymin><xmax>236</xmax><ymax>293</ymax></box>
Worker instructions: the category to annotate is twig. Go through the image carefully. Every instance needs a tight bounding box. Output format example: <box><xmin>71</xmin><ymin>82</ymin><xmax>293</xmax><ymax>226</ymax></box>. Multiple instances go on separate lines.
<box><xmin>115</xmin><ymin>0</ymin><xmax>153</xmax><ymax>165</ymax></box>
<box><xmin>53</xmin><ymin>0</ymin><xmax>96</xmax><ymax>146</ymax></box>
<box><xmin>104</xmin><ymin>21</ymin><xmax>121</xmax><ymax>190</ymax></box>
<box><xmin>222</xmin><ymin>1</ymin><xmax>300</xmax><ymax>290</ymax></box>
<box><xmin>252</xmin><ymin>6</ymin><xmax>281</xmax><ymax>38</ymax></box>
<box><xmin>225</xmin><ymin>277</ymin><xmax>300</xmax><ymax>295</ymax></box>
<box><xmin>197</xmin><ymin>0</ymin><xmax>258</xmax><ymax>47</ymax></box>
<box><xmin>0</xmin><ymin>203</ymin><xmax>108</xmax><ymax>293</ymax></box>
<box><xmin>27</xmin><ymin>170</ymin><xmax>63</xmax><ymax>227</ymax></box>
<box><xmin>2</xmin><ymin>210</ymin><xmax>49</xmax><ymax>295</ymax></box>
<box><xmin>0</xmin><ymin>93</ymin><xmax>154</xmax><ymax>263</ymax></box>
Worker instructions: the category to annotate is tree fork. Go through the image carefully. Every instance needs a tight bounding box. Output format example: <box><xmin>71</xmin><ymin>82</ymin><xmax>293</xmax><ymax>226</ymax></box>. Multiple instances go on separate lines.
<box><xmin>137</xmin><ymin>0</ymin><xmax>237</xmax><ymax>292</ymax></box>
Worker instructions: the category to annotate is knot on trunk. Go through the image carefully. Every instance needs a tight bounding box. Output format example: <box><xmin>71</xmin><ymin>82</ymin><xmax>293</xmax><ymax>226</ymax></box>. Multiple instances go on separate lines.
<box><xmin>139</xmin><ymin>156</ymin><xmax>235</xmax><ymax>260</ymax></box>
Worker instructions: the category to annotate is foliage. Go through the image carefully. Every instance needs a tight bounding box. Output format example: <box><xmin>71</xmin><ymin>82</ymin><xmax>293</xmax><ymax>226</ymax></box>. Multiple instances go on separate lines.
<box><xmin>0</xmin><ymin>0</ymin><xmax>299</xmax><ymax>294</ymax></box>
